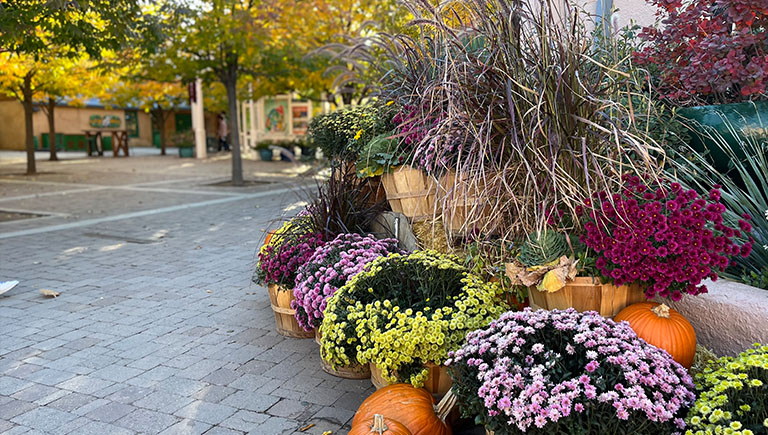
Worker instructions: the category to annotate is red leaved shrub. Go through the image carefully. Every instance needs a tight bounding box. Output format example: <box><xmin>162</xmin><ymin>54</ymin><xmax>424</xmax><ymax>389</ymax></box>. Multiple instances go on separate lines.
<box><xmin>634</xmin><ymin>0</ymin><xmax>768</xmax><ymax>105</ymax></box>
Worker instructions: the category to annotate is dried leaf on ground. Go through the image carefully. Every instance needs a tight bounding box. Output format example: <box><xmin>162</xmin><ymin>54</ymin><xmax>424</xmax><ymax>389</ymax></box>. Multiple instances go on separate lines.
<box><xmin>40</xmin><ymin>289</ymin><xmax>61</xmax><ymax>298</ymax></box>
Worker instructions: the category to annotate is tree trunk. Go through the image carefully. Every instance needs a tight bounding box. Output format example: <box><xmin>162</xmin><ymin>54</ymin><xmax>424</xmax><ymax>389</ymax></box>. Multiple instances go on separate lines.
<box><xmin>156</xmin><ymin>108</ymin><xmax>167</xmax><ymax>156</ymax></box>
<box><xmin>22</xmin><ymin>74</ymin><xmax>36</xmax><ymax>175</ymax></box>
<box><xmin>47</xmin><ymin>98</ymin><xmax>57</xmax><ymax>161</ymax></box>
<box><xmin>223</xmin><ymin>62</ymin><xmax>243</xmax><ymax>186</ymax></box>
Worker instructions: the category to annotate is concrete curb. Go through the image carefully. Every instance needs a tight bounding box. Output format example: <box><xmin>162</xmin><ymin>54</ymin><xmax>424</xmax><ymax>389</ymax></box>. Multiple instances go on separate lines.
<box><xmin>660</xmin><ymin>279</ymin><xmax>768</xmax><ymax>356</ymax></box>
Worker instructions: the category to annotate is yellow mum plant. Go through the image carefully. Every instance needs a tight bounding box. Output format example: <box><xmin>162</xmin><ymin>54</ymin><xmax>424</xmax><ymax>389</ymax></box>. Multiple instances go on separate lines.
<box><xmin>319</xmin><ymin>250</ymin><xmax>508</xmax><ymax>387</ymax></box>
<box><xmin>686</xmin><ymin>343</ymin><xmax>768</xmax><ymax>435</ymax></box>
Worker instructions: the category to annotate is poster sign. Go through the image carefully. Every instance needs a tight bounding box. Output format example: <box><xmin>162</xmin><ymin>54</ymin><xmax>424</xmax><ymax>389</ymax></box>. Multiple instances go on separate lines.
<box><xmin>264</xmin><ymin>98</ymin><xmax>288</xmax><ymax>133</ymax></box>
<box><xmin>292</xmin><ymin>103</ymin><xmax>310</xmax><ymax>135</ymax></box>
<box><xmin>89</xmin><ymin>114</ymin><xmax>121</xmax><ymax>129</ymax></box>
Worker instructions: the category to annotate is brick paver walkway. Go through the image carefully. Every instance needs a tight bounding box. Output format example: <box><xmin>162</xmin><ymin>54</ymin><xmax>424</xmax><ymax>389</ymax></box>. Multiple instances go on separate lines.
<box><xmin>0</xmin><ymin>154</ymin><xmax>372</xmax><ymax>434</ymax></box>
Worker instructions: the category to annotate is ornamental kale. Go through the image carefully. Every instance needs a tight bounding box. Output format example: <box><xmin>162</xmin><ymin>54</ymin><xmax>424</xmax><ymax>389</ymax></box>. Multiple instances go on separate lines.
<box><xmin>258</xmin><ymin>232</ymin><xmax>324</xmax><ymax>288</ymax></box>
<box><xmin>291</xmin><ymin>233</ymin><xmax>400</xmax><ymax>331</ymax></box>
<box><xmin>447</xmin><ymin>308</ymin><xmax>696</xmax><ymax>434</ymax></box>
<box><xmin>579</xmin><ymin>177</ymin><xmax>753</xmax><ymax>300</ymax></box>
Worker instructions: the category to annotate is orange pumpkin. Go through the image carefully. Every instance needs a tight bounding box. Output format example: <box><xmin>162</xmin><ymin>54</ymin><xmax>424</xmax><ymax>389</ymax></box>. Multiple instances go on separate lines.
<box><xmin>614</xmin><ymin>302</ymin><xmax>696</xmax><ymax>369</ymax></box>
<box><xmin>349</xmin><ymin>414</ymin><xmax>412</xmax><ymax>435</ymax></box>
<box><xmin>352</xmin><ymin>384</ymin><xmax>452</xmax><ymax>435</ymax></box>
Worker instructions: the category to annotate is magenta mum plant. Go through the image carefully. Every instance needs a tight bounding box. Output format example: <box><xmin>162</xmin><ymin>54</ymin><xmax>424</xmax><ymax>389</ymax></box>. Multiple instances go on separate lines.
<box><xmin>579</xmin><ymin>176</ymin><xmax>753</xmax><ymax>300</ymax></box>
<box><xmin>258</xmin><ymin>232</ymin><xmax>324</xmax><ymax>287</ymax></box>
<box><xmin>292</xmin><ymin>234</ymin><xmax>399</xmax><ymax>331</ymax></box>
<box><xmin>447</xmin><ymin>308</ymin><xmax>696</xmax><ymax>434</ymax></box>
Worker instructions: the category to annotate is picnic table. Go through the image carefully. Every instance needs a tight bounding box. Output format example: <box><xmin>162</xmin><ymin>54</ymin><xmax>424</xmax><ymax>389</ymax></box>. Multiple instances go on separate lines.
<box><xmin>83</xmin><ymin>130</ymin><xmax>130</xmax><ymax>157</ymax></box>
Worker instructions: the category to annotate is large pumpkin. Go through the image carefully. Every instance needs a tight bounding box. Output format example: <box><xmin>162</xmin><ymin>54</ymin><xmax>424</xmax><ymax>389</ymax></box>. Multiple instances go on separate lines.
<box><xmin>352</xmin><ymin>384</ymin><xmax>451</xmax><ymax>435</ymax></box>
<box><xmin>614</xmin><ymin>302</ymin><xmax>696</xmax><ymax>369</ymax></box>
<box><xmin>349</xmin><ymin>414</ymin><xmax>412</xmax><ymax>435</ymax></box>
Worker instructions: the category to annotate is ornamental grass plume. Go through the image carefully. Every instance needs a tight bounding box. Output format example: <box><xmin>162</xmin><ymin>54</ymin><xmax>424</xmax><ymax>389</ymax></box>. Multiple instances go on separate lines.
<box><xmin>579</xmin><ymin>176</ymin><xmax>753</xmax><ymax>300</ymax></box>
<box><xmin>319</xmin><ymin>250</ymin><xmax>507</xmax><ymax>387</ymax></box>
<box><xmin>686</xmin><ymin>344</ymin><xmax>768</xmax><ymax>435</ymax></box>
<box><xmin>292</xmin><ymin>233</ymin><xmax>400</xmax><ymax>331</ymax></box>
<box><xmin>324</xmin><ymin>0</ymin><xmax>668</xmax><ymax>240</ymax></box>
<box><xmin>447</xmin><ymin>308</ymin><xmax>696</xmax><ymax>434</ymax></box>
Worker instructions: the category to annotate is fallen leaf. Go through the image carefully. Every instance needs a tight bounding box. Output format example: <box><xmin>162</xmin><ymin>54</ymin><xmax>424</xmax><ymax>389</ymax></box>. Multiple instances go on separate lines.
<box><xmin>206</xmin><ymin>290</ymin><xmax>213</xmax><ymax>294</ymax></box>
<box><xmin>40</xmin><ymin>289</ymin><xmax>60</xmax><ymax>298</ymax></box>
<box><xmin>194</xmin><ymin>246</ymin><xmax>202</xmax><ymax>250</ymax></box>
<box><xmin>299</xmin><ymin>423</ymin><xmax>315</xmax><ymax>431</ymax></box>
<box><xmin>507</xmin><ymin>256</ymin><xmax>579</xmax><ymax>293</ymax></box>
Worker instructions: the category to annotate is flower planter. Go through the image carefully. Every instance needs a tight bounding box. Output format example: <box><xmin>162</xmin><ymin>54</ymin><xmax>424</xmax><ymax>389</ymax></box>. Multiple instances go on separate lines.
<box><xmin>258</xmin><ymin>149</ymin><xmax>273</xmax><ymax>161</ymax></box>
<box><xmin>678</xmin><ymin>101</ymin><xmax>768</xmax><ymax>179</ymax></box>
<box><xmin>267</xmin><ymin>284</ymin><xmax>314</xmax><ymax>338</ymax></box>
<box><xmin>362</xmin><ymin>175</ymin><xmax>388</xmax><ymax>207</ymax></box>
<box><xmin>380</xmin><ymin>166</ymin><xmax>438</xmax><ymax>221</ymax></box>
<box><xmin>178</xmin><ymin>147</ymin><xmax>194</xmax><ymax>158</ymax></box>
<box><xmin>527</xmin><ymin>277</ymin><xmax>646</xmax><ymax>318</ymax></box>
<box><xmin>438</xmin><ymin>170</ymin><xmax>499</xmax><ymax>235</ymax></box>
<box><xmin>319</xmin><ymin>347</ymin><xmax>371</xmax><ymax>380</ymax></box>
<box><xmin>370</xmin><ymin>362</ymin><xmax>452</xmax><ymax>398</ymax></box>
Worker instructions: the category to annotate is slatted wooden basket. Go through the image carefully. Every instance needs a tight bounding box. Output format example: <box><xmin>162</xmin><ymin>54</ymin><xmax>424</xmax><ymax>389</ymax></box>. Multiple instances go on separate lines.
<box><xmin>267</xmin><ymin>284</ymin><xmax>315</xmax><ymax>338</ymax></box>
<box><xmin>527</xmin><ymin>277</ymin><xmax>647</xmax><ymax>318</ymax></box>
<box><xmin>381</xmin><ymin>166</ymin><xmax>438</xmax><ymax>221</ymax></box>
<box><xmin>438</xmin><ymin>170</ymin><xmax>499</xmax><ymax>235</ymax></box>
<box><xmin>370</xmin><ymin>362</ymin><xmax>452</xmax><ymax>398</ymax></box>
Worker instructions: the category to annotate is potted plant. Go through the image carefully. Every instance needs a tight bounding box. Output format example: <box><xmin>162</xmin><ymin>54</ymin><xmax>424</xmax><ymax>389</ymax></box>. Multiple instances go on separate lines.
<box><xmin>308</xmin><ymin>101</ymin><xmax>395</xmax><ymax>163</ymax></box>
<box><xmin>256</xmin><ymin>213</ymin><xmax>324</xmax><ymax>338</ymax></box>
<box><xmin>292</xmin><ymin>233</ymin><xmax>400</xmax><ymax>378</ymax></box>
<box><xmin>579</xmin><ymin>177</ymin><xmax>753</xmax><ymax>302</ymax></box>
<box><xmin>447</xmin><ymin>308</ymin><xmax>696</xmax><ymax>434</ymax></box>
<box><xmin>634</xmin><ymin>0</ymin><xmax>768</xmax><ymax>172</ymax></box>
<box><xmin>295</xmin><ymin>138</ymin><xmax>316</xmax><ymax>161</ymax></box>
<box><xmin>355</xmin><ymin>130</ymin><xmax>408</xmax><ymax>209</ymax></box>
<box><xmin>686</xmin><ymin>343</ymin><xmax>768</xmax><ymax>435</ymax></box>
<box><xmin>172</xmin><ymin>131</ymin><xmax>195</xmax><ymax>158</ymax></box>
<box><xmin>319</xmin><ymin>250</ymin><xmax>508</xmax><ymax>396</ymax></box>
<box><xmin>372</xmin><ymin>108</ymin><xmax>441</xmax><ymax>222</ymax></box>
<box><xmin>506</xmin><ymin>176</ymin><xmax>753</xmax><ymax>317</ymax></box>
<box><xmin>504</xmin><ymin>228</ymin><xmax>646</xmax><ymax>318</ymax></box>
<box><xmin>254</xmin><ymin>141</ymin><xmax>274</xmax><ymax>161</ymax></box>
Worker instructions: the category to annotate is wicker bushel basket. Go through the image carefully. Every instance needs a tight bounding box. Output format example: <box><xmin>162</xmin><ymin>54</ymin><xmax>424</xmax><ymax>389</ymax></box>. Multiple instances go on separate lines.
<box><xmin>369</xmin><ymin>362</ymin><xmax>452</xmax><ymax>397</ymax></box>
<box><xmin>528</xmin><ymin>277</ymin><xmax>646</xmax><ymax>318</ymax></box>
<box><xmin>438</xmin><ymin>170</ymin><xmax>499</xmax><ymax>235</ymax></box>
<box><xmin>267</xmin><ymin>284</ymin><xmax>315</xmax><ymax>338</ymax></box>
<box><xmin>381</xmin><ymin>166</ymin><xmax>438</xmax><ymax>221</ymax></box>
<box><xmin>319</xmin><ymin>353</ymin><xmax>371</xmax><ymax>380</ymax></box>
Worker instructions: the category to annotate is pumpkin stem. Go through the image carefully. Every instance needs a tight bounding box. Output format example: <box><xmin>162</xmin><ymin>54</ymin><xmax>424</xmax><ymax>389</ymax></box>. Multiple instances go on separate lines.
<box><xmin>371</xmin><ymin>414</ymin><xmax>387</xmax><ymax>433</ymax></box>
<box><xmin>652</xmin><ymin>303</ymin><xmax>671</xmax><ymax>318</ymax></box>
<box><xmin>435</xmin><ymin>388</ymin><xmax>457</xmax><ymax>421</ymax></box>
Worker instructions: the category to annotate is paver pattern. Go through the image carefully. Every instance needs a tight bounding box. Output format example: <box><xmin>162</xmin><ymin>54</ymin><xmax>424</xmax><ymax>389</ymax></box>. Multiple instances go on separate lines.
<box><xmin>0</xmin><ymin>154</ymin><xmax>372</xmax><ymax>434</ymax></box>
